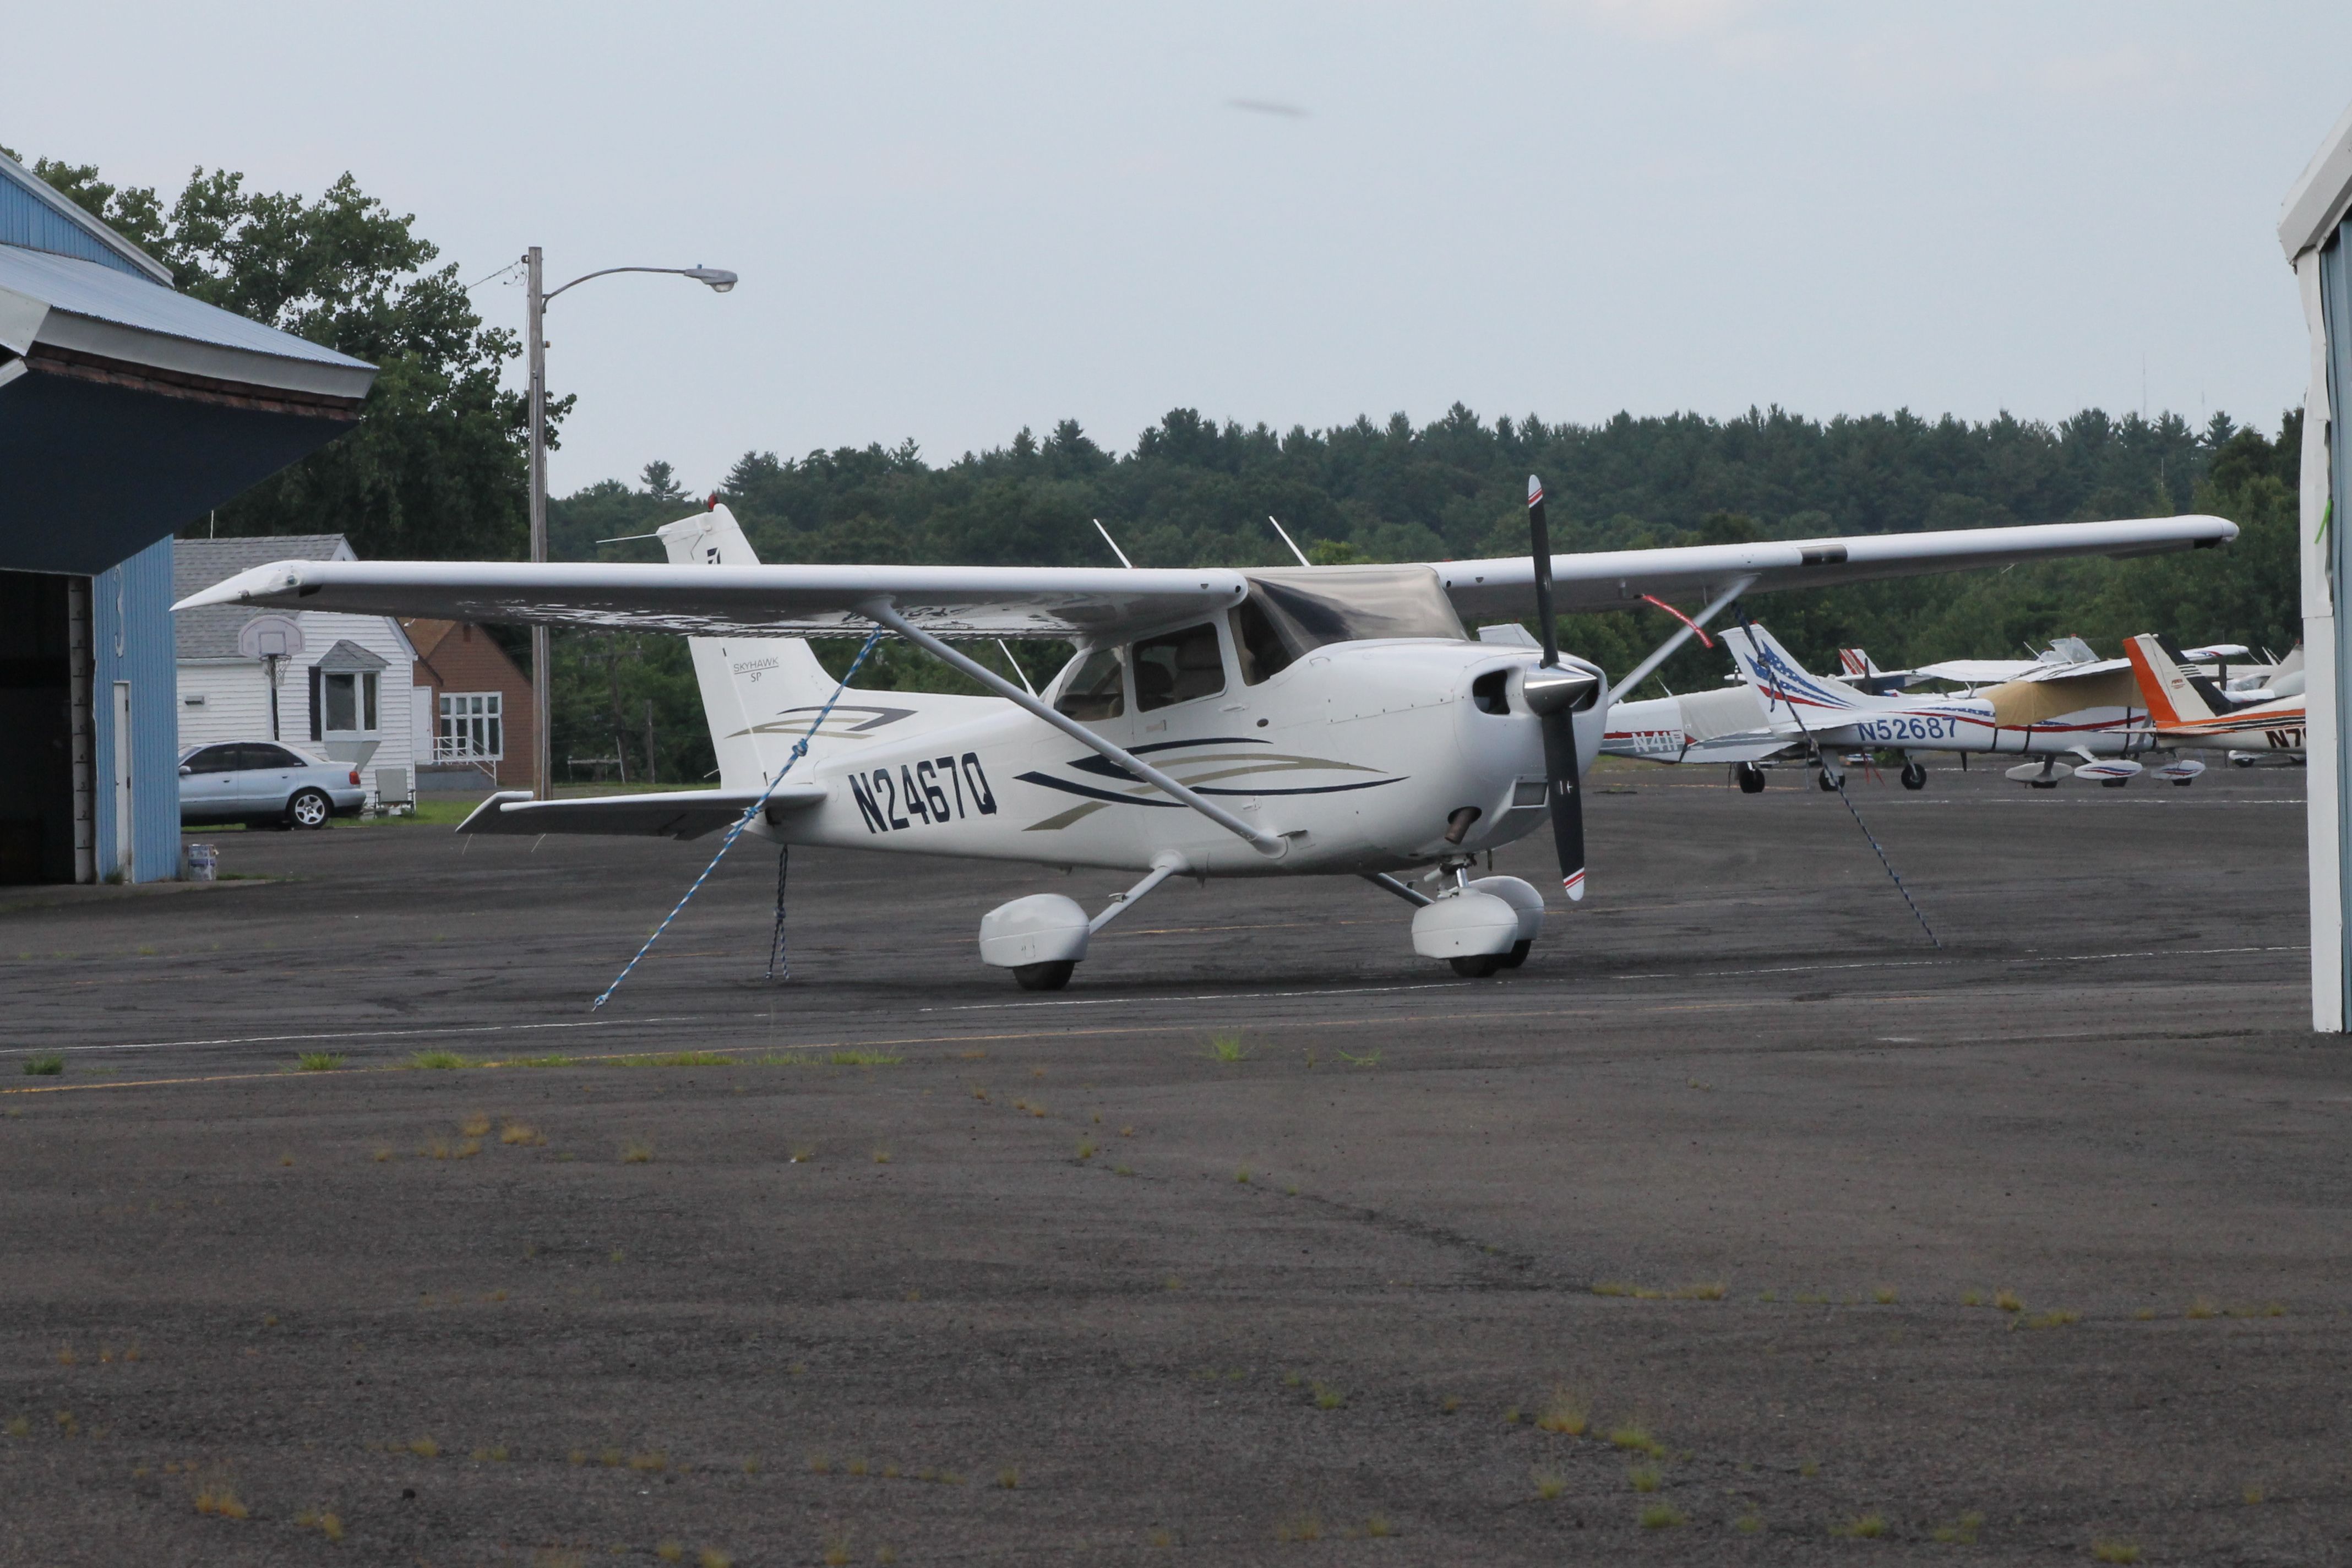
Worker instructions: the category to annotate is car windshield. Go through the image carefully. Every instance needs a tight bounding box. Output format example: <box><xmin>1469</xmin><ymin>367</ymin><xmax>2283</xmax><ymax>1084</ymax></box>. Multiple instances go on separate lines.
<box><xmin>1240</xmin><ymin>566</ymin><xmax>1466</xmax><ymax>667</ymax></box>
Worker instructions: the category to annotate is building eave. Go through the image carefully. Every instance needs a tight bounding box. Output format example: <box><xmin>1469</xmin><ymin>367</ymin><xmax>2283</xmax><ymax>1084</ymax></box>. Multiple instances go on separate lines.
<box><xmin>2280</xmin><ymin>98</ymin><xmax>2352</xmax><ymax>263</ymax></box>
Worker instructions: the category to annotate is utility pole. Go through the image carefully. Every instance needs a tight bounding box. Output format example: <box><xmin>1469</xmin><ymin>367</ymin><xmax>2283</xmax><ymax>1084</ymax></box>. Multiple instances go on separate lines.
<box><xmin>525</xmin><ymin>246</ymin><xmax>551</xmax><ymax>799</ymax></box>
<box><xmin>520</xmin><ymin>250</ymin><xmax>734</xmax><ymax>801</ymax></box>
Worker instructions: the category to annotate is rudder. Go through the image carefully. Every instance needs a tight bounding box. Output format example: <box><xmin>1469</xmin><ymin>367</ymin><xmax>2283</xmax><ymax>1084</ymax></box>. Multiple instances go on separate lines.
<box><xmin>655</xmin><ymin>504</ymin><xmax>843</xmax><ymax>791</ymax></box>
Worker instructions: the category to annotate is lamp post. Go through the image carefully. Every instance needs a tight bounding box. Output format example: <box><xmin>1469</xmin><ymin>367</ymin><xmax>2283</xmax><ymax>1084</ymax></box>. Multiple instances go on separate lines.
<box><xmin>524</xmin><ymin>250</ymin><xmax>737</xmax><ymax>797</ymax></box>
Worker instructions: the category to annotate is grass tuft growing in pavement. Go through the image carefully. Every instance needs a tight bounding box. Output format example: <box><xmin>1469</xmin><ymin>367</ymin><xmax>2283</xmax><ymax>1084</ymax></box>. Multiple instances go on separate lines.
<box><xmin>830</xmin><ymin>1050</ymin><xmax>901</xmax><ymax>1066</ymax></box>
<box><xmin>295</xmin><ymin>1052</ymin><xmax>344</xmax><ymax>1071</ymax></box>
<box><xmin>1534</xmin><ymin>1390</ymin><xmax>1586</xmax><ymax>1435</ymax></box>
<box><xmin>1832</xmin><ymin>1512</ymin><xmax>1887</xmax><ymax>1538</ymax></box>
<box><xmin>1273</xmin><ymin>1512</ymin><xmax>1324</xmax><ymax>1542</ymax></box>
<box><xmin>622</xmin><ymin>1140</ymin><xmax>654</xmax><ymax>1164</ymax></box>
<box><xmin>411</xmin><ymin>1050</ymin><xmax>473</xmax><ymax>1070</ymax></box>
<box><xmin>1609</xmin><ymin>1422</ymin><xmax>1665</xmax><ymax>1458</ymax></box>
<box><xmin>1639</xmin><ymin>1503</ymin><xmax>1685</xmax><ymax>1529</ymax></box>
<box><xmin>1628</xmin><ymin>1464</ymin><xmax>1661</xmax><ymax>1493</ymax></box>
<box><xmin>620</xmin><ymin>1051</ymin><xmax>735</xmax><ymax>1068</ymax></box>
<box><xmin>1931</xmin><ymin>1511</ymin><xmax>1984</xmax><ymax>1544</ymax></box>
<box><xmin>1532</xmin><ymin>1468</ymin><xmax>1566</xmax><ymax>1499</ymax></box>
<box><xmin>21</xmin><ymin>1054</ymin><xmax>63</xmax><ymax>1075</ymax></box>
<box><xmin>2092</xmin><ymin>1543</ymin><xmax>2142</xmax><ymax>1565</ymax></box>
<box><xmin>1205</xmin><ymin>1032</ymin><xmax>1250</xmax><ymax>1062</ymax></box>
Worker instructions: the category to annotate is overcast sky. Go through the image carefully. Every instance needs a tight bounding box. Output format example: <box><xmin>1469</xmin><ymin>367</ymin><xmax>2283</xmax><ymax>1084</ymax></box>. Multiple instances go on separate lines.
<box><xmin>15</xmin><ymin>2</ymin><xmax>2352</xmax><ymax>494</ymax></box>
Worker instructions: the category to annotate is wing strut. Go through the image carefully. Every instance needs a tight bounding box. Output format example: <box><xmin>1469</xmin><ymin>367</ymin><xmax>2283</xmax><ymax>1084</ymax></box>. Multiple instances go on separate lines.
<box><xmin>857</xmin><ymin>599</ymin><xmax>1289</xmax><ymax>859</ymax></box>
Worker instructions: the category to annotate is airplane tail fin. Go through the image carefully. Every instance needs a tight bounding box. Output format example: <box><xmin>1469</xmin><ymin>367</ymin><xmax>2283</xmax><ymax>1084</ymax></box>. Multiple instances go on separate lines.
<box><xmin>1837</xmin><ymin>647</ymin><xmax>1881</xmax><ymax>678</ymax></box>
<box><xmin>2123</xmin><ymin>633</ymin><xmax>2218</xmax><ymax>726</ymax></box>
<box><xmin>1721</xmin><ymin>623</ymin><xmax>1865</xmax><ymax>716</ymax></box>
<box><xmin>655</xmin><ymin>504</ymin><xmax>845</xmax><ymax>791</ymax></box>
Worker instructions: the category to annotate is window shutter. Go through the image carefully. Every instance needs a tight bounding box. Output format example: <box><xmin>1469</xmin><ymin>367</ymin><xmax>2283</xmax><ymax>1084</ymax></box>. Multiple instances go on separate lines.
<box><xmin>308</xmin><ymin>665</ymin><xmax>322</xmax><ymax>742</ymax></box>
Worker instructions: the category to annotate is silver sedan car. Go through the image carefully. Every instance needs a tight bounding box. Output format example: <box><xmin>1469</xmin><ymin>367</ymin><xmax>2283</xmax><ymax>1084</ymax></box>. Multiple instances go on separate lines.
<box><xmin>178</xmin><ymin>742</ymin><xmax>367</xmax><ymax>830</ymax></box>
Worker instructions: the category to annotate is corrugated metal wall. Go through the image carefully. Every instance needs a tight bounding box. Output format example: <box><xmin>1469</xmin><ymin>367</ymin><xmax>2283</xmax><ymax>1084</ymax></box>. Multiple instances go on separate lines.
<box><xmin>91</xmin><ymin>536</ymin><xmax>181</xmax><ymax>881</ymax></box>
<box><xmin>0</xmin><ymin>168</ymin><xmax>153</xmax><ymax>281</ymax></box>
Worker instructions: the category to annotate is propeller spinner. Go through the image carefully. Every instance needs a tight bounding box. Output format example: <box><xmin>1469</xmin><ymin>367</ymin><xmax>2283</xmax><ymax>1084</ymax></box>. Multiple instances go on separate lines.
<box><xmin>1521</xmin><ymin>475</ymin><xmax>1598</xmax><ymax>902</ymax></box>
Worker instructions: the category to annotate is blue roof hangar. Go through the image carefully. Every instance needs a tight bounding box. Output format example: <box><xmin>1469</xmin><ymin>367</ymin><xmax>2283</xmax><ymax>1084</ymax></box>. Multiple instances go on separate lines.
<box><xmin>0</xmin><ymin>150</ymin><xmax>377</xmax><ymax>884</ymax></box>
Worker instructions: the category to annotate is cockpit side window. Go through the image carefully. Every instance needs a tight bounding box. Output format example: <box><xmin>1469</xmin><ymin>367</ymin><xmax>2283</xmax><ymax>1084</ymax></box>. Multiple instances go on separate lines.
<box><xmin>1052</xmin><ymin>647</ymin><xmax>1126</xmax><ymax>720</ymax></box>
<box><xmin>1229</xmin><ymin>598</ymin><xmax>1293</xmax><ymax>685</ymax></box>
<box><xmin>1131</xmin><ymin>622</ymin><xmax>1227</xmax><ymax>711</ymax></box>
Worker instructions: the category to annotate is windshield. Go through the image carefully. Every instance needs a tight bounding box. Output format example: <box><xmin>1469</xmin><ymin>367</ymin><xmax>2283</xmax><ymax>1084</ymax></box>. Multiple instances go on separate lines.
<box><xmin>1240</xmin><ymin>565</ymin><xmax>1466</xmax><ymax>667</ymax></box>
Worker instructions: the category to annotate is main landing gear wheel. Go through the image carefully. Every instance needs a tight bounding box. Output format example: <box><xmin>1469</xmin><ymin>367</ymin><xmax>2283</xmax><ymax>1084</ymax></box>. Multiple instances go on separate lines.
<box><xmin>1450</xmin><ymin>953</ymin><xmax>1505</xmax><ymax>979</ymax></box>
<box><xmin>1012</xmin><ymin>960</ymin><xmax>1075</xmax><ymax>992</ymax></box>
<box><xmin>1734</xmin><ymin>762</ymin><xmax>1766</xmax><ymax>794</ymax></box>
<box><xmin>287</xmin><ymin>788</ymin><xmax>331</xmax><ymax>829</ymax></box>
<box><xmin>1496</xmin><ymin>939</ymin><xmax>1532</xmax><ymax>970</ymax></box>
<box><xmin>1817</xmin><ymin>766</ymin><xmax>1841</xmax><ymax>792</ymax></box>
<box><xmin>1900</xmin><ymin>761</ymin><xmax>1927</xmax><ymax>791</ymax></box>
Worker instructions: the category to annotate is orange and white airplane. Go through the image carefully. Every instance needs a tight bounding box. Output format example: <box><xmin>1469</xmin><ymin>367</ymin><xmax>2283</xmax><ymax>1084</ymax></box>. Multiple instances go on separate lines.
<box><xmin>2124</xmin><ymin>634</ymin><xmax>2305</xmax><ymax>757</ymax></box>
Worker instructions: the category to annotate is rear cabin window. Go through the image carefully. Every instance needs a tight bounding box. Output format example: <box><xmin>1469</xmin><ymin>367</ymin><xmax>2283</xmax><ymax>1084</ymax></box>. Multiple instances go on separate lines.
<box><xmin>1131</xmin><ymin>622</ymin><xmax>1226</xmax><ymax>711</ymax></box>
<box><xmin>1053</xmin><ymin>647</ymin><xmax>1125</xmax><ymax>721</ymax></box>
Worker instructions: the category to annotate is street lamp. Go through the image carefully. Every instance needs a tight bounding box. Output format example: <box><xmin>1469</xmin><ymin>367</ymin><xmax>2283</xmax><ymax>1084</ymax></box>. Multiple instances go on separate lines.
<box><xmin>523</xmin><ymin>249</ymin><xmax>737</xmax><ymax>797</ymax></box>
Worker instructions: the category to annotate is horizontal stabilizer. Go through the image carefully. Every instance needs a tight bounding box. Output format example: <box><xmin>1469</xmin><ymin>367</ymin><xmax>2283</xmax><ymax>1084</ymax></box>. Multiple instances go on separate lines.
<box><xmin>456</xmin><ymin>786</ymin><xmax>824</xmax><ymax>840</ymax></box>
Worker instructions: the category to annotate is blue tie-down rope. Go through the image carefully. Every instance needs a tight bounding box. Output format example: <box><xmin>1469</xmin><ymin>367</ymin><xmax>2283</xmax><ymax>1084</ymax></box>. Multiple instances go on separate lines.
<box><xmin>592</xmin><ymin>626</ymin><xmax>887</xmax><ymax>1010</ymax></box>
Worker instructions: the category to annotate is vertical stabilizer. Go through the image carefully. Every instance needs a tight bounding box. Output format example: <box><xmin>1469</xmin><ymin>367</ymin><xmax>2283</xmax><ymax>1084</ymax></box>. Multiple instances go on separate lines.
<box><xmin>655</xmin><ymin>504</ymin><xmax>842</xmax><ymax>791</ymax></box>
<box><xmin>2124</xmin><ymin>634</ymin><xmax>2216</xmax><ymax>726</ymax></box>
<box><xmin>1721</xmin><ymin>623</ymin><xmax>1868</xmax><ymax>716</ymax></box>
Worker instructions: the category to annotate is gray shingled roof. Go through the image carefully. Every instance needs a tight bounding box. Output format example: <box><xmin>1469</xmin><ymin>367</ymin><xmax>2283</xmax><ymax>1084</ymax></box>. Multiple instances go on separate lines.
<box><xmin>173</xmin><ymin>535</ymin><xmax>351</xmax><ymax>660</ymax></box>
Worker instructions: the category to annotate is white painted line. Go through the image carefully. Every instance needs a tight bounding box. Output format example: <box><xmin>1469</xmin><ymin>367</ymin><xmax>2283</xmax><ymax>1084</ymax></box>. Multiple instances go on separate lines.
<box><xmin>27</xmin><ymin>1016</ymin><xmax>706</xmax><ymax>1057</ymax></box>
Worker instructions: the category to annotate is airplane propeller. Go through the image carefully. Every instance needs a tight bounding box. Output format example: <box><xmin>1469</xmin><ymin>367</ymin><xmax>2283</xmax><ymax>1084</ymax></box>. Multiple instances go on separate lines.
<box><xmin>1520</xmin><ymin>474</ymin><xmax>1598</xmax><ymax>902</ymax></box>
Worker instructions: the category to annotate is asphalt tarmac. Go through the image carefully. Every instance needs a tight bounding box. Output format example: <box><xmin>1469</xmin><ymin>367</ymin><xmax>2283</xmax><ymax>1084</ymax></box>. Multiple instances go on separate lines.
<box><xmin>1</xmin><ymin>759</ymin><xmax>2340</xmax><ymax>1565</ymax></box>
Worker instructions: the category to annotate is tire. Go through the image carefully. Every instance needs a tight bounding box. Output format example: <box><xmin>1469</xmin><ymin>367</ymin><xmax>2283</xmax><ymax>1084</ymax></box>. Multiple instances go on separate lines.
<box><xmin>1817</xmin><ymin>767</ymin><xmax>1839</xmax><ymax>792</ymax></box>
<box><xmin>2028</xmin><ymin>780</ymin><xmax>2057</xmax><ymax>790</ymax></box>
<box><xmin>1735</xmin><ymin>763</ymin><xmax>1766</xmax><ymax>794</ymax></box>
<box><xmin>1012</xmin><ymin>960</ymin><xmax>1075</xmax><ymax>992</ymax></box>
<box><xmin>1449</xmin><ymin>954</ymin><xmax>1504</xmax><ymax>978</ymax></box>
<box><xmin>2171</xmin><ymin>777</ymin><xmax>2193</xmax><ymax>787</ymax></box>
<box><xmin>1496</xmin><ymin>940</ymin><xmax>1532</xmax><ymax>970</ymax></box>
<box><xmin>1900</xmin><ymin>763</ymin><xmax>1926</xmax><ymax>791</ymax></box>
<box><xmin>287</xmin><ymin>788</ymin><xmax>332</xmax><ymax>829</ymax></box>
<box><xmin>2099</xmin><ymin>777</ymin><xmax>2128</xmax><ymax>788</ymax></box>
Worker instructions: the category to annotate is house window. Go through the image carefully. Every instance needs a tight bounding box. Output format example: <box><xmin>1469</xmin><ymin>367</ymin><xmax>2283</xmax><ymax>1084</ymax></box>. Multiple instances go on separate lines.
<box><xmin>322</xmin><ymin>671</ymin><xmax>379</xmax><ymax>733</ymax></box>
<box><xmin>438</xmin><ymin>692</ymin><xmax>503</xmax><ymax>761</ymax></box>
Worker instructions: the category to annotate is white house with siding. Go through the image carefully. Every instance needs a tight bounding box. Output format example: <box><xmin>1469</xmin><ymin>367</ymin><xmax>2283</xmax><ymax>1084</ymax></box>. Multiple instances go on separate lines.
<box><xmin>173</xmin><ymin>536</ymin><xmax>421</xmax><ymax>807</ymax></box>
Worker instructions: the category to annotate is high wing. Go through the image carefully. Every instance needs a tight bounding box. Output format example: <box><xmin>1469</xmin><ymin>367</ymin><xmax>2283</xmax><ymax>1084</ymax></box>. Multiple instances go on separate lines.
<box><xmin>1436</xmin><ymin>514</ymin><xmax>2235</xmax><ymax>619</ymax></box>
<box><xmin>176</xmin><ymin>513</ymin><xmax>2235</xmax><ymax>640</ymax></box>
<box><xmin>455</xmin><ymin>785</ymin><xmax>824</xmax><ymax>840</ymax></box>
<box><xmin>176</xmin><ymin>559</ymin><xmax>1249</xmax><ymax>641</ymax></box>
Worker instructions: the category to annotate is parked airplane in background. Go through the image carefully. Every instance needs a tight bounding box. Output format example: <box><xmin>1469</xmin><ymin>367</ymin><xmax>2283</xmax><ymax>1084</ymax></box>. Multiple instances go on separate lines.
<box><xmin>1600</xmin><ymin>680</ymin><xmax>1785</xmax><ymax>787</ymax></box>
<box><xmin>1718</xmin><ymin>624</ymin><xmax>2201</xmax><ymax>788</ymax></box>
<box><xmin>2125</xmin><ymin>634</ymin><xmax>2306</xmax><ymax>760</ymax></box>
<box><xmin>178</xmin><ymin>492</ymin><xmax>2235</xmax><ymax>988</ymax></box>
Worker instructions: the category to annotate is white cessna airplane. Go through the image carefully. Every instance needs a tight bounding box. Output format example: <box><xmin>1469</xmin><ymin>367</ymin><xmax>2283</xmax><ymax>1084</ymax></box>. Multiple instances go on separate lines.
<box><xmin>1718</xmin><ymin>622</ymin><xmax>2206</xmax><ymax>790</ymax></box>
<box><xmin>178</xmin><ymin>484</ymin><xmax>2233</xmax><ymax>987</ymax></box>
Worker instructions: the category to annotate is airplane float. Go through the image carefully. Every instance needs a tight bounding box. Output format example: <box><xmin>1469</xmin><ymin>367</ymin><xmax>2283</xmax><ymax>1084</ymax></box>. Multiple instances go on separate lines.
<box><xmin>177</xmin><ymin>486</ymin><xmax>2235</xmax><ymax>987</ymax></box>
